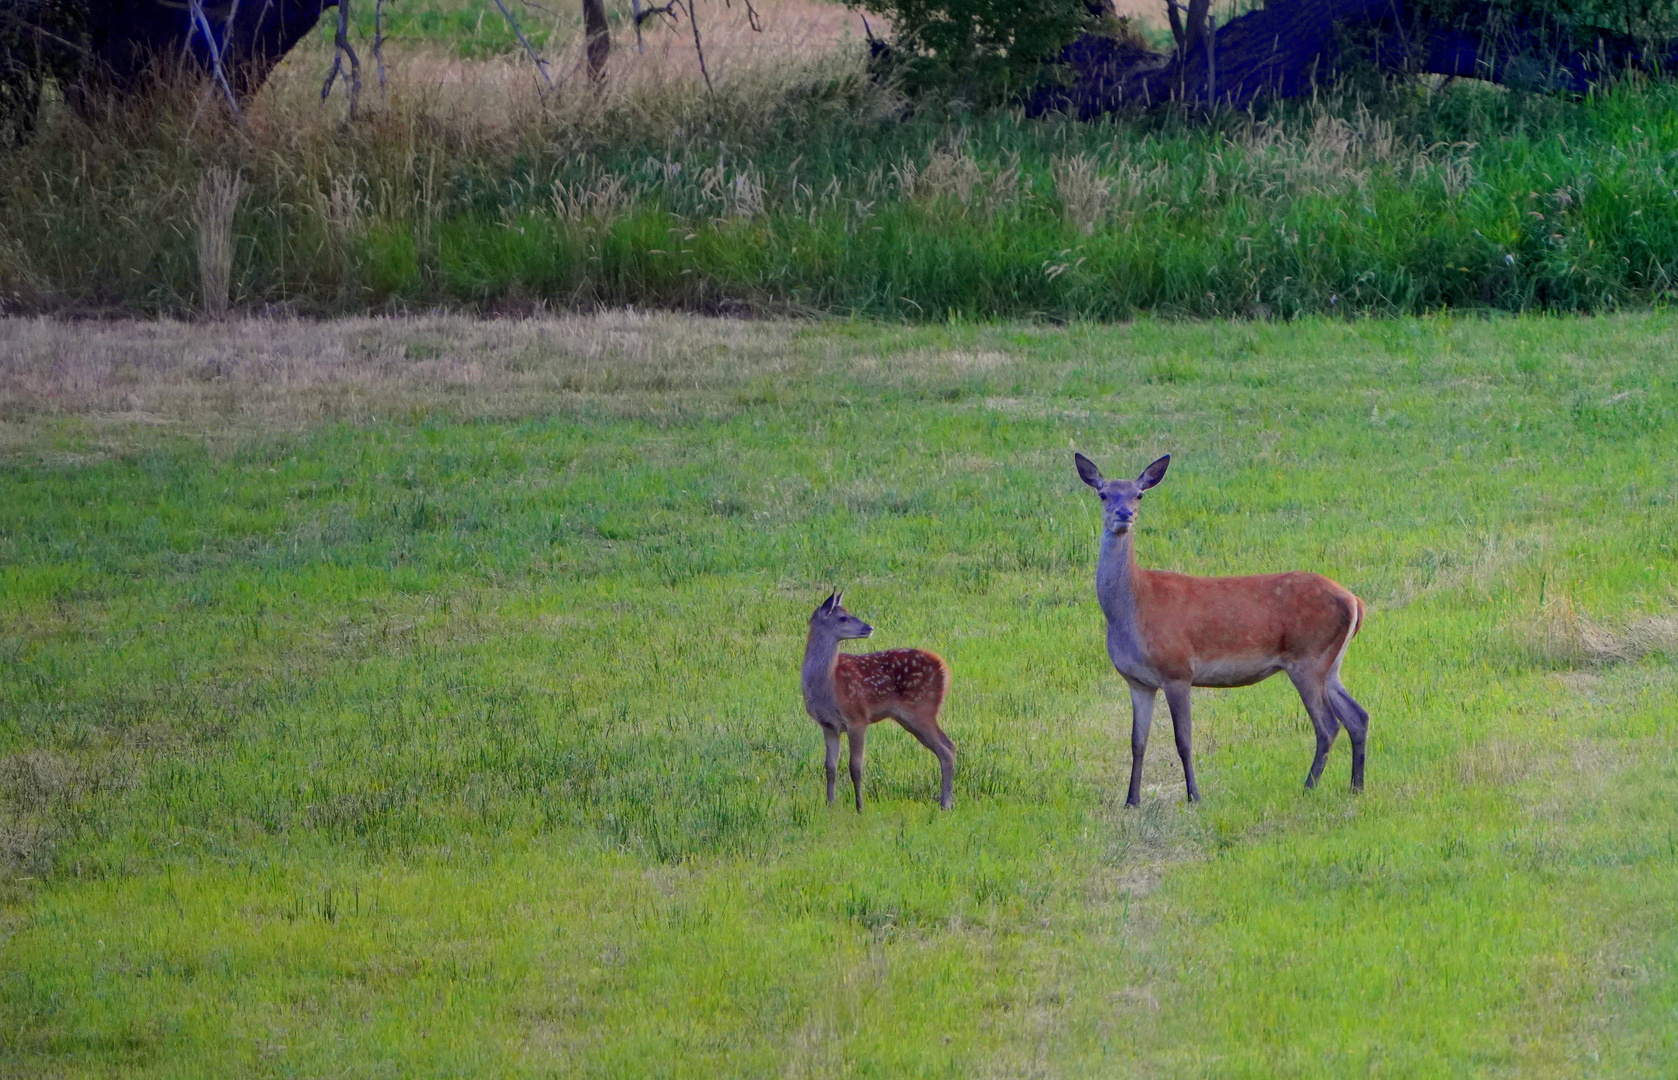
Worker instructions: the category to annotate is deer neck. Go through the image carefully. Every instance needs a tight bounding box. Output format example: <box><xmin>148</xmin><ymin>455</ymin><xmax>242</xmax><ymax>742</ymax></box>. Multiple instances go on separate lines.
<box><xmin>801</xmin><ymin>626</ymin><xmax>846</xmax><ymax>729</ymax></box>
<box><xmin>1097</xmin><ymin>527</ymin><xmax>1150</xmax><ymax>667</ymax></box>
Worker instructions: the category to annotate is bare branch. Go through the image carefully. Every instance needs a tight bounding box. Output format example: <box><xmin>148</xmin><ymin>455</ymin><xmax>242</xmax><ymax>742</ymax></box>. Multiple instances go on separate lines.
<box><xmin>338</xmin><ymin>0</ymin><xmax>362</xmax><ymax>117</ymax></box>
<box><xmin>627</xmin><ymin>0</ymin><xmax>741</xmax><ymax>90</ymax></box>
<box><xmin>374</xmin><ymin>0</ymin><xmax>389</xmax><ymax>91</ymax></box>
<box><xmin>635</xmin><ymin>1</ymin><xmax>684</xmax><ymax>28</ymax></box>
<box><xmin>490</xmin><ymin>0</ymin><xmax>557</xmax><ymax>94</ymax></box>
<box><xmin>723</xmin><ymin>0</ymin><xmax>763</xmax><ymax>33</ymax></box>
<box><xmin>1205</xmin><ymin>12</ymin><xmax>1216</xmax><ymax>105</ymax></box>
<box><xmin>188</xmin><ymin>0</ymin><xmax>241</xmax><ymax>115</ymax></box>
<box><xmin>320</xmin><ymin>0</ymin><xmax>362</xmax><ymax>117</ymax></box>
<box><xmin>321</xmin><ymin>51</ymin><xmax>342</xmax><ymax>100</ymax></box>
<box><xmin>1164</xmin><ymin>0</ymin><xmax>1185</xmax><ymax>50</ymax></box>
<box><xmin>687</xmin><ymin>0</ymin><xmax>713</xmax><ymax>93</ymax></box>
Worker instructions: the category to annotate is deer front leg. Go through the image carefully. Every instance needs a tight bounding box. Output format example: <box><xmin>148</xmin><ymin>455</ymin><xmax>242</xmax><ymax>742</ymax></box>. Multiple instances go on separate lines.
<box><xmin>823</xmin><ymin>726</ymin><xmax>841</xmax><ymax>807</ymax></box>
<box><xmin>1163</xmin><ymin>682</ymin><xmax>1199</xmax><ymax>803</ymax></box>
<box><xmin>1125</xmin><ymin>682</ymin><xmax>1156</xmax><ymax>807</ymax></box>
<box><xmin>847</xmin><ymin>724</ymin><xmax>868</xmax><ymax>813</ymax></box>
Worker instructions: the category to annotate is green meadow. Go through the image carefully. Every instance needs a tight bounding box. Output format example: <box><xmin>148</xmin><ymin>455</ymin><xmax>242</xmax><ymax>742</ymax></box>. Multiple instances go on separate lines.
<box><xmin>2</xmin><ymin>312</ymin><xmax>1676</xmax><ymax>1076</ymax></box>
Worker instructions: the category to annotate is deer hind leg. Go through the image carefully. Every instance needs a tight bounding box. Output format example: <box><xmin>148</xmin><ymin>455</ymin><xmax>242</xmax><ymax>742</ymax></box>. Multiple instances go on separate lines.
<box><xmin>846</xmin><ymin>724</ymin><xmax>868</xmax><ymax>813</ymax></box>
<box><xmin>1329</xmin><ymin>678</ymin><xmax>1369</xmax><ymax>792</ymax></box>
<box><xmin>824</xmin><ymin>726</ymin><xmax>842</xmax><ymax>807</ymax></box>
<box><xmin>898</xmin><ymin>712</ymin><xmax>955</xmax><ymax>810</ymax></box>
<box><xmin>1163</xmin><ymin>682</ymin><xmax>1200</xmax><ymax>803</ymax></box>
<box><xmin>1289</xmin><ymin>668</ymin><xmax>1339</xmax><ymax>790</ymax></box>
<box><xmin>1125</xmin><ymin>682</ymin><xmax>1157</xmax><ymax>807</ymax></box>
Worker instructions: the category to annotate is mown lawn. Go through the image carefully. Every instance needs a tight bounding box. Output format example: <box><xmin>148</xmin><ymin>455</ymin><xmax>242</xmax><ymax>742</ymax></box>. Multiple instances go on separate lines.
<box><xmin>1</xmin><ymin>312</ymin><xmax>1676</xmax><ymax>1077</ymax></box>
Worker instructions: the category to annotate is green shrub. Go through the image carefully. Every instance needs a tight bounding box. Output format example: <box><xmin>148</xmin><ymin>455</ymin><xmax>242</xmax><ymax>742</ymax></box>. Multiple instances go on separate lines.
<box><xmin>853</xmin><ymin>0</ymin><xmax>1103</xmax><ymax>101</ymax></box>
<box><xmin>0</xmin><ymin>0</ymin><xmax>84</xmax><ymax>147</ymax></box>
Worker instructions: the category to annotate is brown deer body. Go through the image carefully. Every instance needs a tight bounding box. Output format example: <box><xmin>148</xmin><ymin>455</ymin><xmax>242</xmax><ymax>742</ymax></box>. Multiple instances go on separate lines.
<box><xmin>1077</xmin><ymin>453</ymin><xmax>1369</xmax><ymax>805</ymax></box>
<box><xmin>801</xmin><ymin>592</ymin><xmax>955</xmax><ymax>811</ymax></box>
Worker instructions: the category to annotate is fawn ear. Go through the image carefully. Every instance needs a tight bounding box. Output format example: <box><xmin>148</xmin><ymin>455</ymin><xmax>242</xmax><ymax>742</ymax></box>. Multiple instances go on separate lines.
<box><xmin>819</xmin><ymin>591</ymin><xmax>837</xmax><ymax>613</ymax></box>
<box><xmin>833</xmin><ymin>590</ymin><xmax>844</xmax><ymax>608</ymax></box>
<box><xmin>1074</xmin><ymin>453</ymin><xmax>1103</xmax><ymax>489</ymax></box>
<box><xmin>1136</xmin><ymin>454</ymin><xmax>1170</xmax><ymax>491</ymax></box>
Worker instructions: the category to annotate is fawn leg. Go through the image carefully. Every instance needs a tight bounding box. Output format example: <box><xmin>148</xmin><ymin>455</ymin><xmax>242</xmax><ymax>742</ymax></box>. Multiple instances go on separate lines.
<box><xmin>902</xmin><ymin>719</ymin><xmax>955</xmax><ymax>810</ymax></box>
<box><xmin>1125</xmin><ymin>682</ymin><xmax>1156</xmax><ymax>808</ymax></box>
<box><xmin>1290</xmin><ymin>669</ymin><xmax>1339</xmax><ymax>791</ymax></box>
<box><xmin>823</xmin><ymin>726</ymin><xmax>841</xmax><ymax>806</ymax></box>
<box><xmin>847</xmin><ymin>724</ymin><xmax>868</xmax><ymax>813</ymax></box>
<box><xmin>1163</xmin><ymin>682</ymin><xmax>1200</xmax><ymax>803</ymax></box>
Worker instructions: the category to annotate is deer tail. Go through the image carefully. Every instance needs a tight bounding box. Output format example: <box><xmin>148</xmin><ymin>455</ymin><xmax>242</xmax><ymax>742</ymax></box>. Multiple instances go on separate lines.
<box><xmin>928</xmin><ymin>650</ymin><xmax>951</xmax><ymax>704</ymax></box>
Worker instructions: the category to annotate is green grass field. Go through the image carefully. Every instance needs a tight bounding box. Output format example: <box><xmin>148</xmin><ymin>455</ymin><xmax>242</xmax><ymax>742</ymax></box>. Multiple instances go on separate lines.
<box><xmin>2</xmin><ymin>312</ymin><xmax>1677</xmax><ymax>1076</ymax></box>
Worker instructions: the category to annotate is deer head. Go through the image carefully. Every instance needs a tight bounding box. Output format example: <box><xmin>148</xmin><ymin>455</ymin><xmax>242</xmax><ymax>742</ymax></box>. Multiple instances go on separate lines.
<box><xmin>809</xmin><ymin>591</ymin><xmax>873</xmax><ymax>640</ymax></box>
<box><xmin>1075</xmin><ymin>452</ymin><xmax>1170</xmax><ymax>535</ymax></box>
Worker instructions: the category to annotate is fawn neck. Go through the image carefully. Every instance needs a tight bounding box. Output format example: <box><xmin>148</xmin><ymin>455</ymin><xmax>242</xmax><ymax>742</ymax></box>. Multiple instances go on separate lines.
<box><xmin>801</xmin><ymin>625</ymin><xmax>846</xmax><ymax>728</ymax></box>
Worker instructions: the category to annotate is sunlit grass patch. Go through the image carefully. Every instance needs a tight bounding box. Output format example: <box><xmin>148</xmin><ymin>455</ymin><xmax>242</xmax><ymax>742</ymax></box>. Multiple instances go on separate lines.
<box><xmin>1</xmin><ymin>312</ymin><xmax>1676</xmax><ymax>1075</ymax></box>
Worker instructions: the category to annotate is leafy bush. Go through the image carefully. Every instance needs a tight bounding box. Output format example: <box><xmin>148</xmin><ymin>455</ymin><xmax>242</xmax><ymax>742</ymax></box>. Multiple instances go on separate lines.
<box><xmin>853</xmin><ymin>0</ymin><xmax>1105</xmax><ymax>101</ymax></box>
<box><xmin>0</xmin><ymin>1</ymin><xmax>84</xmax><ymax>148</ymax></box>
<box><xmin>1415</xmin><ymin>0</ymin><xmax>1678</xmax><ymax>38</ymax></box>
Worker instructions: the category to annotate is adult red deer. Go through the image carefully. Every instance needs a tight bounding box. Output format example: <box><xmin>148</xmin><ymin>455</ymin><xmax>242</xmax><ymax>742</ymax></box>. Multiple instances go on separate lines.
<box><xmin>1075</xmin><ymin>453</ymin><xmax>1368</xmax><ymax>805</ymax></box>
<box><xmin>800</xmin><ymin>592</ymin><xmax>954</xmax><ymax>811</ymax></box>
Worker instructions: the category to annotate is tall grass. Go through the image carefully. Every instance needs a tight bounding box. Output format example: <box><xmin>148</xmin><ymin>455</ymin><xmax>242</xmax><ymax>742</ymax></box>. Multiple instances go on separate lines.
<box><xmin>5</xmin><ymin>4</ymin><xmax>1678</xmax><ymax>318</ymax></box>
<box><xmin>191</xmin><ymin>168</ymin><xmax>246</xmax><ymax>318</ymax></box>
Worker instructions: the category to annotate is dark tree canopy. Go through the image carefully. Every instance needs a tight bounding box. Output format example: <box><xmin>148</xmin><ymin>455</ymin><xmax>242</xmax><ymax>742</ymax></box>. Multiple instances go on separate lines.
<box><xmin>87</xmin><ymin>0</ymin><xmax>333</xmax><ymax>98</ymax></box>
<box><xmin>3</xmin><ymin>0</ymin><xmax>332</xmax><ymax>128</ymax></box>
<box><xmin>5</xmin><ymin>0</ymin><xmax>1678</xmax><ymax>144</ymax></box>
<box><xmin>1033</xmin><ymin>0</ymin><xmax>1678</xmax><ymax>117</ymax></box>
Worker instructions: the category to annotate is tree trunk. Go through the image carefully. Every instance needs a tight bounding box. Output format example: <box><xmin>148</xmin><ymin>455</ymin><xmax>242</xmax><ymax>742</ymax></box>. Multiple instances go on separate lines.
<box><xmin>1034</xmin><ymin>0</ymin><xmax>1678</xmax><ymax>117</ymax></box>
<box><xmin>75</xmin><ymin>0</ymin><xmax>334</xmax><ymax>106</ymax></box>
<box><xmin>583</xmin><ymin>0</ymin><xmax>611</xmax><ymax>83</ymax></box>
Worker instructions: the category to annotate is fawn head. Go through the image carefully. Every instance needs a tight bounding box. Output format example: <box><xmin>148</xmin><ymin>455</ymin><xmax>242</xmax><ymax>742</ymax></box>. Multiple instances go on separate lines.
<box><xmin>810</xmin><ymin>591</ymin><xmax>873</xmax><ymax>640</ymax></box>
<box><xmin>1075</xmin><ymin>452</ymin><xmax>1170</xmax><ymax>535</ymax></box>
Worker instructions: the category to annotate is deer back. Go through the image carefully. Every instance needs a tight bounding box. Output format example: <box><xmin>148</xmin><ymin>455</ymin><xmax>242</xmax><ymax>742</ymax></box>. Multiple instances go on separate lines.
<box><xmin>1135</xmin><ymin>568</ymin><xmax>1362</xmax><ymax>683</ymax></box>
<box><xmin>834</xmin><ymin>649</ymin><xmax>948</xmax><ymax>722</ymax></box>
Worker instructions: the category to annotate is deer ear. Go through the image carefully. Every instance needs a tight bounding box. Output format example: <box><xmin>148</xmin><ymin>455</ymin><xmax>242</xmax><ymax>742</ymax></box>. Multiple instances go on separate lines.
<box><xmin>1074</xmin><ymin>453</ymin><xmax>1103</xmax><ymax>489</ymax></box>
<box><xmin>819</xmin><ymin>591</ymin><xmax>837</xmax><ymax>612</ymax></box>
<box><xmin>833</xmin><ymin>590</ymin><xmax>844</xmax><ymax>608</ymax></box>
<box><xmin>1136</xmin><ymin>454</ymin><xmax>1170</xmax><ymax>491</ymax></box>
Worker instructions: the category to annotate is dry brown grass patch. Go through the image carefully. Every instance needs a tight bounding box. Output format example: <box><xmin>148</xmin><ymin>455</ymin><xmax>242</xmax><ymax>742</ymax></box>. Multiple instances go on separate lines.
<box><xmin>1457</xmin><ymin>736</ymin><xmax>1540</xmax><ymax>789</ymax></box>
<box><xmin>264</xmin><ymin>0</ymin><xmax>877</xmax><ymax>132</ymax></box>
<box><xmin>0</xmin><ymin>312</ymin><xmax>803</xmax><ymax>439</ymax></box>
<box><xmin>1513</xmin><ymin>595</ymin><xmax>1678</xmax><ymax>667</ymax></box>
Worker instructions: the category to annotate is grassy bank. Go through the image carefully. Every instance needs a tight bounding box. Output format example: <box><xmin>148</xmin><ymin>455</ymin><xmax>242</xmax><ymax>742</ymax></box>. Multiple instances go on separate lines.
<box><xmin>5</xmin><ymin>3</ymin><xmax>1678</xmax><ymax>319</ymax></box>
<box><xmin>2</xmin><ymin>312</ymin><xmax>1677</xmax><ymax>1075</ymax></box>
